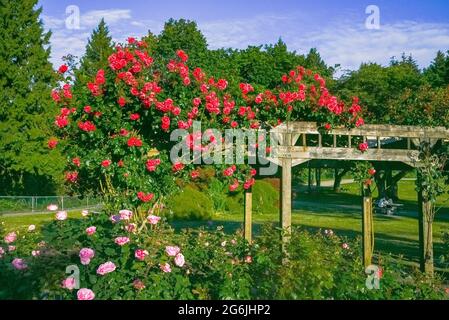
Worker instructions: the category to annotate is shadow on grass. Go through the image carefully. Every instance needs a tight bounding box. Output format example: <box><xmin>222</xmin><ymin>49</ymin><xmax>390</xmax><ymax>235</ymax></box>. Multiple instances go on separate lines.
<box><xmin>170</xmin><ymin>216</ymin><xmax>447</xmax><ymax>270</ymax></box>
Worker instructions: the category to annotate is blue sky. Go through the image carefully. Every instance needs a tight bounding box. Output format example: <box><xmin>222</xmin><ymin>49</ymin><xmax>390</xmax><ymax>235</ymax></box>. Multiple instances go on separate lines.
<box><xmin>39</xmin><ymin>0</ymin><xmax>449</xmax><ymax>73</ymax></box>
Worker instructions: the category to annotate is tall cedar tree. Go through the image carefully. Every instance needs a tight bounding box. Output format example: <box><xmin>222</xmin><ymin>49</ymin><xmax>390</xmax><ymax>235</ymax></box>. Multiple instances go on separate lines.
<box><xmin>74</xmin><ymin>19</ymin><xmax>113</xmax><ymax>92</ymax></box>
<box><xmin>0</xmin><ymin>0</ymin><xmax>63</xmax><ymax>195</ymax></box>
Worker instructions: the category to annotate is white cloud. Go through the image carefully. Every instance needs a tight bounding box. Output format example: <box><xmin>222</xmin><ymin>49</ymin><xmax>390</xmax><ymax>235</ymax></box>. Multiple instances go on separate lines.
<box><xmin>43</xmin><ymin>8</ymin><xmax>449</xmax><ymax>76</ymax></box>
<box><xmin>81</xmin><ymin>9</ymin><xmax>132</xmax><ymax>28</ymax></box>
<box><xmin>287</xmin><ymin>20</ymin><xmax>449</xmax><ymax>73</ymax></box>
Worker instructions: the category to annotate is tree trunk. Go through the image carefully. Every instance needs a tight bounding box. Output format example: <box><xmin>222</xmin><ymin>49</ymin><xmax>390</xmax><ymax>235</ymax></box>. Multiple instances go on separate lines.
<box><xmin>333</xmin><ymin>168</ymin><xmax>349</xmax><ymax>192</ymax></box>
<box><xmin>315</xmin><ymin>168</ymin><xmax>321</xmax><ymax>191</ymax></box>
<box><xmin>374</xmin><ymin>171</ymin><xmax>387</xmax><ymax>198</ymax></box>
<box><xmin>308</xmin><ymin>165</ymin><xmax>312</xmax><ymax>193</ymax></box>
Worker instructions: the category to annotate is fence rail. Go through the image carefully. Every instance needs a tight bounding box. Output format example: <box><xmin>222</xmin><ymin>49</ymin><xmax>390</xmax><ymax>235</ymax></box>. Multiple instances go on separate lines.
<box><xmin>0</xmin><ymin>196</ymin><xmax>102</xmax><ymax>215</ymax></box>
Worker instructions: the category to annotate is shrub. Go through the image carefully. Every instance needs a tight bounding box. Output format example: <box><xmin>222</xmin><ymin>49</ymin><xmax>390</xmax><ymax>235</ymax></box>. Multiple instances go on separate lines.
<box><xmin>165</xmin><ymin>186</ymin><xmax>214</xmax><ymax>220</ymax></box>
<box><xmin>221</xmin><ymin>180</ymin><xmax>279</xmax><ymax>215</ymax></box>
<box><xmin>1</xmin><ymin>212</ymin><xmax>446</xmax><ymax>300</ymax></box>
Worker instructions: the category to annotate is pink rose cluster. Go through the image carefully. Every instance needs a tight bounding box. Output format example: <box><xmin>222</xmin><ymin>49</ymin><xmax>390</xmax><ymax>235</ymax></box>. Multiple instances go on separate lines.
<box><xmin>4</xmin><ymin>231</ymin><xmax>17</xmax><ymax>244</ymax></box>
<box><xmin>77</xmin><ymin>288</ymin><xmax>95</xmax><ymax>300</ymax></box>
<box><xmin>115</xmin><ymin>236</ymin><xmax>130</xmax><ymax>246</ymax></box>
<box><xmin>79</xmin><ymin>248</ymin><xmax>95</xmax><ymax>265</ymax></box>
<box><xmin>147</xmin><ymin>214</ymin><xmax>161</xmax><ymax>225</ymax></box>
<box><xmin>96</xmin><ymin>261</ymin><xmax>116</xmax><ymax>276</ymax></box>
<box><xmin>12</xmin><ymin>258</ymin><xmax>27</xmax><ymax>270</ymax></box>
<box><xmin>62</xmin><ymin>277</ymin><xmax>77</xmax><ymax>290</ymax></box>
<box><xmin>165</xmin><ymin>245</ymin><xmax>185</xmax><ymax>269</ymax></box>
<box><xmin>135</xmin><ymin>249</ymin><xmax>149</xmax><ymax>261</ymax></box>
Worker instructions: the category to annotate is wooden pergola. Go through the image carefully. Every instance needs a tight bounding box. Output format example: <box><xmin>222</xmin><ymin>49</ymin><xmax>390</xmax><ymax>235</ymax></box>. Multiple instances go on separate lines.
<box><xmin>243</xmin><ymin>121</ymin><xmax>449</xmax><ymax>273</ymax></box>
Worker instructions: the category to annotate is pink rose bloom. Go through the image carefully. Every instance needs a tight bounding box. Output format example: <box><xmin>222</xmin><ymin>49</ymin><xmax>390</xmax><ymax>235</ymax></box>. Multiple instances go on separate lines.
<box><xmin>8</xmin><ymin>245</ymin><xmax>16</xmax><ymax>252</ymax></box>
<box><xmin>342</xmin><ymin>243</ymin><xmax>350</xmax><ymax>250</ymax></box>
<box><xmin>110</xmin><ymin>214</ymin><xmax>121</xmax><ymax>223</ymax></box>
<box><xmin>0</xmin><ymin>247</ymin><xmax>5</xmax><ymax>255</ymax></box>
<box><xmin>174</xmin><ymin>253</ymin><xmax>185</xmax><ymax>267</ymax></box>
<box><xmin>55</xmin><ymin>211</ymin><xmax>67</xmax><ymax>221</ymax></box>
<box><xmin>165</xmin><ymin>246</ymin><xmax>180</xmax><ymax>257</ymax></box>
<box><xmin>77</xmin><ymin>288</ymin><xmax>95</xmax><ymax>300</ymax></box>
<box><xmin>47</xmin><ymin>204</ymin><xmax>58</xmax><ymax>211</ymax></box>
<box><xmin>124</xmin><ymin>223</ymin><xmax>137</xmax><ymax>233</ymax></box>
<box><xmin>119</xmin><ymin>209</ymin><xmax>133</xmax><ymax>220</ymax></box>
<box><xmin>62</xmin><ymin>277</ymin><xmax>76</xmax><ymax>290</ymax></box>
<box><xmin>28</xmin><ymin>225</ymin><xmax>36</xmax><ymax>232</ymax></box>
<box><xmin>97</xmin><ymin>261</ymin><xmax>116</xmax><ymax>275</ymax></box>
<box><xmin>147</xmin><ymin>214</ymin><xmax>161</xmax><ymax>225</ymax></box>
<box><xmin>160</xmin><ymin>263</ymin><xmax>172</xmax><ymax>273</ymax></box>
<box><xmin>133</xmin><ymin>279</ymin><xmax>145</xmax><ymax>290</ymax></box>
<box><xmin>86</xmin><ymin>226</ymin><xmax>96</xmax><ymax>236</ymax></box>
<box><xmin>81</xmin><ymin>210</ymin><xmax>89</xmax><ymax>217</ymax></box>
<box><xmin>244</xmin><ymin>255</ymin><xmax>252</xmax><ymax>264</ymax></box>
<box><xmin>115</xmin><ymin>236</ymin><xmax>130</xmax><ymax>246</ymax></box>
<box><xmin>4</xmin><ymin>232</ymin><xmax>17</xmax><ymax>244</ymax></box>
<box><xmin>12</xmin><ymin>258</ymin><xmax>27</xmax><ymax>270</ymax></box>
<box><xmin>32</xmin><ymin>250</ymin><xmax>40</xmax><ymax>257</ymax></box>
<box><xmin>135</xmin><ymin>249</ymin><xmax>149</xmax><ymax>261</ymax></box>
<box><xmin>79</xmin><ymin>248</ymin><xmax>95</xmax><ymax>265</ymax></box>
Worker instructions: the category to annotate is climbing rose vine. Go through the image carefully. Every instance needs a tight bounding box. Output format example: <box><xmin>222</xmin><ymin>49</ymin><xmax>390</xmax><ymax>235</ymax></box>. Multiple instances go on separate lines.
<box><xmin>49</xmin><ymin>37</ymin><xmax>365</xmax><ymax>211</ymax></box>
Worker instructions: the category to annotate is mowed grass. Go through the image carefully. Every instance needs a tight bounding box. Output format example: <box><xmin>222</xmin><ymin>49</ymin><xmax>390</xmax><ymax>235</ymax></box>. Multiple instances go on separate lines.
<box><xmin>1</xmin><ymin>180</ymin><xmax>449</xmax><ymax>267</ymax></box>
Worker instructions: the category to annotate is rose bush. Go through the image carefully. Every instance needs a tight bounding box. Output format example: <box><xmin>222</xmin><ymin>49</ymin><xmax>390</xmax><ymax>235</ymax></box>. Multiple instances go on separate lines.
<box><xmin>50</xmin><ymin>37</ymin><xmax>365</xmax><ymax>213</ymax></box>
<box><xmin>1</xmin><ymin>215</ymin><xmax>447</xmax><ymax>300</ymax></box>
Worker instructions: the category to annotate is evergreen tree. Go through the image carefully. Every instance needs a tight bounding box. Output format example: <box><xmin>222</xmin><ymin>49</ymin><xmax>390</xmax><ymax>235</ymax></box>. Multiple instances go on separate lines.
<box><xmin>424</xmin><ymin>50</ymin><xmax>449</xmax><ymax>88</ymax></box>
<box><xmin>75</xmin><ymin>19</ymin><xmax>113</xmax><ymax>91</ymax></box>
<box><xmin>155</xmin><ymin>19</ymin><xmax>208</xmax><ymax>67</ymax></box>
<box><xmin>0</xmin><ymin>0</ymin><xmax>63</xmax><ymax>195</ymax></box>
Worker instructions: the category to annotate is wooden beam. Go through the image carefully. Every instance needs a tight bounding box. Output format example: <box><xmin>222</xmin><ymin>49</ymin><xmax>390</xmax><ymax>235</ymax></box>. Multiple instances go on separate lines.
<box><xmin>362</xmin><ymin>195</ymin><xmax>374</xmax><ymax>268</ymax></box>
<box><xmin>276</xmin><ymin>146</ymin><xmax>419</xmax><ymax>162</ymax></box>
<box><xmin>244</xmin><ymin>191</ymin><xmax>252</xmax><ymax>243</ymax></box>
<box><xmin>273</xmin><ymin>122</ymin><xmax>449</xmax><ymax>139</ymax></box>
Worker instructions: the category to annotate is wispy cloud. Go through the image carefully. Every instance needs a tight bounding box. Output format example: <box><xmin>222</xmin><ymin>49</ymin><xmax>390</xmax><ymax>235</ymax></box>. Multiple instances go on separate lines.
<box><xmin>42</xmin><ymin>8</ymin><xmax>449</xmax><ymax>75</ymax></box>
<box><xmin>289</xmin><ymin>20</ymin><xmax>449</xmax><ymax>73</ymax></box>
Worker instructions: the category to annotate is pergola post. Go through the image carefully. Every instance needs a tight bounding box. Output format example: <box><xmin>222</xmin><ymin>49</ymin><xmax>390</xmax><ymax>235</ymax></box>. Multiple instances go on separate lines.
<box><xmin>280</xmin><ymin>158</ymin><xmax>292</xmax><ymax>243</ymax></box>
<box><xmin>418</xmin><ymin>189</ymin><xmax>434</xmax><ymax>275</ymax></box>
<box><xmin>244</xmin><ymin>190</ymin><xmax>252</xmax><ymax>243</ymax></box>
<box><xmin>362</xmin><ymin>192</ymin><xmax>374</xmax><ymax>268</ymax></box>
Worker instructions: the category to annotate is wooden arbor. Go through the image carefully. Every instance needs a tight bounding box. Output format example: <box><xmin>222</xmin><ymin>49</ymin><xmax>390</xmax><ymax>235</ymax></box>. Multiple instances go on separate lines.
<box><xmin>244</xmin><ymin>121</ymin><xmax>449</xmax><ymax>273</ymax></box>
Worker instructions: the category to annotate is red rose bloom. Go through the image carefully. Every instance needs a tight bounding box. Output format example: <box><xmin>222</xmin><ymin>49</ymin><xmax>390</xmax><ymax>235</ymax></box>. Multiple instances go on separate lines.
<box><xmin>190</xmin><ymin>170</ymin><xmax>200</xmax><ymax>179</ymax></box>
<box><xmin>48</xmin><ymin>138</ymin><xmax>58</xmax><ymax>149</ymax></box>
<box><xmin>65</xmin><ymin>171</ymin><xmax>78</xmax><ymax>183</ymax></box>
<box><xmin>137</xmin><ymin>192</ymin><xmax>154</xmax><ymax>203</ymax></box>
<box><xmin>130</xmin><ymin>113</ymin><xmax>140</xmax><ymax>121</ymax></box>
<box><xmin>172</xmin><ymin>162</ymin><xmax>184</xmax><ymax>172</ymax></box>
<box><xmin>176</xmin><ymin>50</ymin><xmax>188</xmax><ymax>62</ymax></box>
<box><xmin>101</xmin><ymin>159</ymin><xmax>112</xmax><ymax>168</ymax></box>
<box><xmin>58</xmin><ymin>64</ymin><xmax>68</xmax><ymax>74</ymax></box>
<box><xmin>146</xmin><ymin>159</ymin><xmax>161</xmax><ymax>172</ymax></box>
<box><xmin>118</xmin><ymin>97</ymin><xmax>126</xmax><ymax>107</ymax></box>
<box><xmin>72</xmin><ymin>157</ymin><xmax>81</xmax><ymax>167</ymax></box>
<box><xmin>358</xmin><ymin>142</ymin><xmax>369</xmax><ymax>152</ymax></box>
<box><xmin>127</xmin><ymin>137</ymin><xmax>143</xmax><ymax>147</ymax></box>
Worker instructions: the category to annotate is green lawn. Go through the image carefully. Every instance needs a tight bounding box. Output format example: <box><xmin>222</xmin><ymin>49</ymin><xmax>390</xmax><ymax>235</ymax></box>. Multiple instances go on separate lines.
<box><xmin>1</xmin><ymin>180</ymin><xmax>449</xmax><ymax>269</ymax></box>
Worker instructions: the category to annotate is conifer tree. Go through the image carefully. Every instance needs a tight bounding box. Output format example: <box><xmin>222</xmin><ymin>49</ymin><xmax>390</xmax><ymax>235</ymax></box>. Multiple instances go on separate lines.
<box><xmin>0</xmin><ymin>0</ymin><xmax>63</xmax><ymax>195</ymax></box>
<box><xmin>75</xmin><ymin>19</ymin><xmax>113</xmax><ymax>90</ymax></box>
